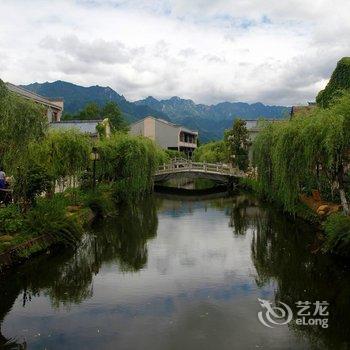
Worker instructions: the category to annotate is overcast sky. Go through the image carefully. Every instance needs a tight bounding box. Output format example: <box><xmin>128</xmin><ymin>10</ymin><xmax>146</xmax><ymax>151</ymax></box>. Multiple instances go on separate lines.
<box><xmin>0</xmin><ymin>0</ymin><xmax>349</xmax><ymax>106</ymax></box>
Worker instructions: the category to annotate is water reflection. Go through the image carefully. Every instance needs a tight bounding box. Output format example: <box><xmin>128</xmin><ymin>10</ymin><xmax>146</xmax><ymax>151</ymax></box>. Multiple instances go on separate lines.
<box><xmin>0</xmin><ymin>198</ymin><xmax>158</xmax><ymax>348</ymax></box>
<box><xmin>251</xmin><ymin>207</ymin><xmax>350</xmax><ymax>349</ymax></box>
<box><xmin>0</xmin><ymin>194</ymin><xmax>350</xmax><ymax>349</ymax></box>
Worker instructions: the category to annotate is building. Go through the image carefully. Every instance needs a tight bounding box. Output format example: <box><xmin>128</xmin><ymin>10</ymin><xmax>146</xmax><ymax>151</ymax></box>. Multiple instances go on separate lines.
<box><xmin>129</xmin><ymin>116</ymin><xmax>198</xmax><ymax>155</ymax></box>
<box><xmin>6</xmin><ymin>83</ymin><xmax>63</xmax><ymax>122</ymax></box>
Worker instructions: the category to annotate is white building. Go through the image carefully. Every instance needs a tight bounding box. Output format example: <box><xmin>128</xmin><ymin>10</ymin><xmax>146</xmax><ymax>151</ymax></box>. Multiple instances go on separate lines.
<box><xmin>129</xmin><ymin>116</ymin><xmax>198</xmax><ymax>155</ymax></box>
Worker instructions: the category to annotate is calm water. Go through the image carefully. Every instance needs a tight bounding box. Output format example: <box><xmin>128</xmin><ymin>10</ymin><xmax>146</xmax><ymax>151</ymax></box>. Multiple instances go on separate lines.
<box><xmin>1</xmin><ymin>193</ymin><xmax>350</xmax><ymax>350</ymax></box>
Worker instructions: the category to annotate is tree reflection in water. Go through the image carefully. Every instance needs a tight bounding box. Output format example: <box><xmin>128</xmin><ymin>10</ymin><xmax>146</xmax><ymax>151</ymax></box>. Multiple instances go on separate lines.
<box><xmin>1</xmin><ymin>194</ymin><xmax>350</xmax><ymax>349</ymax></box>
<box><xmin>250</xmin><ymin>202</ymin><xmax>350</xmax><ymax>349</ymax></box>
<box><xmin>0</xmin><ymin>197</ymin><xmax>158</xmax><ymax>348</ymax></box>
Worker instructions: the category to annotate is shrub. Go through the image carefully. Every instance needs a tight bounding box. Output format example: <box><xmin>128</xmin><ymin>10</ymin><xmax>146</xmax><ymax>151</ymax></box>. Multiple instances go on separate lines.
<box><xmin>164</xmin><ymin>149</ymin><xmax>186</xmax><ymax>160</ymax></box>
<box><xmin>0</xmin><ymin>204</ymin><xmax>24</xmax><ymax>234</ymax></box>
<box><xmin>12</xmin><ymin>163</ymin><xmax>53</xmax><ymax>209</ymax></box>
<box><xmin>25</xmin><ymin>196</ymin><xmax>82</xmax><ymax>246</ymax></box>
<box><xmin>193</xmin><ymin>141</ymin><xmax>227</xmax><ymax>163</ymax></box>
<box><xmin>323</xmin><ymin>213</ymin><xmax>350</xmax><ymax>255</ymax></box>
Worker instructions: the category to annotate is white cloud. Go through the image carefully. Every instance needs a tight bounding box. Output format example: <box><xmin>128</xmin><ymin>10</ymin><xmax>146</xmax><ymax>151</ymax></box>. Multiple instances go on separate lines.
<box><xmin>0</xmin><ymin>0</ymin><xmax>350</xmax><ymax>105</ymax></box>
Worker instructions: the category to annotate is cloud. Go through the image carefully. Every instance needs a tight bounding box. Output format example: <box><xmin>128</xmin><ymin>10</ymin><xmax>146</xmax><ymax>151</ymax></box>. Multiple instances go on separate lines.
<box><xmin>40</xmin><ymin>35</ymin><xmax>139</xmax><ymax>64</ymax></box>
<box><xmin>1</xmin><ymin>0</ymin><xmax>350</xmax><ymax>106</ymax></box>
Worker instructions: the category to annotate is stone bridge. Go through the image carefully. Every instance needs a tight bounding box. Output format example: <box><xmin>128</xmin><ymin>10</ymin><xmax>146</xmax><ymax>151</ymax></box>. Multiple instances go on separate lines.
<box><xmin>154</xmin><ymin>158</ymin><xmax>245</xmax><ymax>185</ymax></box>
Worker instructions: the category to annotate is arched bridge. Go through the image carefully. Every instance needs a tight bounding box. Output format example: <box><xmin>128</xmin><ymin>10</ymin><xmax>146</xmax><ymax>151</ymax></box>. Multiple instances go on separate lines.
<box><xmin>154</xmin><ymin>158</ymin><xmax>245</xmax><ymax>185</ymax></box>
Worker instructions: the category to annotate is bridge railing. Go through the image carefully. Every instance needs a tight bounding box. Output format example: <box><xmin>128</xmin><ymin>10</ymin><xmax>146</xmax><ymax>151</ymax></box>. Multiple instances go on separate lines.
<box><xmin>156</xmin><ymin>160</ymin><xmax>244</xmax><ymax>176</ymax></box>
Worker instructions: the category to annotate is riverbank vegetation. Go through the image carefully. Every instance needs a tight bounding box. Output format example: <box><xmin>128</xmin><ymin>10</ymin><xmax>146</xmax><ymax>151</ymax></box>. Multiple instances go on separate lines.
<box><xmin>252</xmin><ymin>92</ymin><xmax>350</xmax><ymax>255</ymax></box>
<box><xmin>253</xmin><ymin>93</ymin><xmax>349</xmax><ymax>212</ymax></box>
<box><xmin>0</xmin><ymin>80</ymin><xmax>168</xmax><ymax>263</ymax></box>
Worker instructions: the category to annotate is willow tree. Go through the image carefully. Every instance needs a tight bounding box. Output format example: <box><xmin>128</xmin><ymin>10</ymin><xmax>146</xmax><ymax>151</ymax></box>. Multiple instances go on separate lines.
<box><xmin>31</xmin><ymin>129</ymin><xmax>92</xmax><ymax>180</ymax></box>
<box><xmin>253</xmin><ymin>93</ymin><xmax>350</xmax><ymax>214</ymax></box>
<box><xmin>12</xmin><ymin>129</ymin><xmax>91</xmax><ymax>208</ymax></box>
<box><xmin>0</xmin><ymin>79</ymin><xmax>48</xmax><ymax>171</ymax></box>
<box><xmin>225</xmin><ymin>119</ymin><xmax>250</xmax><ymax>171</ymax></box>
<box><xmin>96</xmin><ymin>133</ymin><xmax>161</xmax><ymax>201</ymax></box>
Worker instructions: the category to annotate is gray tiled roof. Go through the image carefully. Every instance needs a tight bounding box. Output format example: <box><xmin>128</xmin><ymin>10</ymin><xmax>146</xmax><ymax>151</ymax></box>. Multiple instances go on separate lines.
<box><xmin>50</xmin><ymin>120</ymin><xmax>102</xmax><ymax>135</ymax></box>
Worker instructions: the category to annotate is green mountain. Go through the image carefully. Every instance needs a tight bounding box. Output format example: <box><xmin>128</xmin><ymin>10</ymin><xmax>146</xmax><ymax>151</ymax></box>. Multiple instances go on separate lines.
<box><xmin>135</xmin><ymin>96</ymin><xmax>290</xmax><ymax>141</ymax></box>
<box><xmin>21</xmin><ymin>81</ymin><xmax>169</xmax><ymax>122</ymax></box>
<box><xmin>22</xmin><ymin>80</ymin><xmax>290</xmax><ymax>141</ymax></box>
<box><xmin>316</xmin><ymin>57</ymin><xmax>350</xmax><ymax>107</ymax></box>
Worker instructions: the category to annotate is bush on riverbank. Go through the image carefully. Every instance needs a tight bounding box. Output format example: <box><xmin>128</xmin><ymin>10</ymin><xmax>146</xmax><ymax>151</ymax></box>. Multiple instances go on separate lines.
<box><xmin>323</xmin><ymin>213</ymin><xmax>350</xmax><ymax>256</ymax></box>
<box><xmin>25</xmin><ymin>196</ymin><xmax>84</xmax><ymax>246</ymax></box>
<box><xmin>0</xmin><ymin>195</ymin><xmax>88</xmax><ymax>254</ymax></box>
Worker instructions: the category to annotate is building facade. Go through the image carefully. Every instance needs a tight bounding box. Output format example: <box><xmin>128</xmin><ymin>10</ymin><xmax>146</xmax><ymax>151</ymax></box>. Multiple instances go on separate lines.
<box><xmin>130</xmin><ymin>116</ymin><xmax>198</xmax><ymax>155</ymax></box>
<box><xmin>6</xmin><ymin>83</ymin><xmax>63</xmax><ymax>122</ymax></box>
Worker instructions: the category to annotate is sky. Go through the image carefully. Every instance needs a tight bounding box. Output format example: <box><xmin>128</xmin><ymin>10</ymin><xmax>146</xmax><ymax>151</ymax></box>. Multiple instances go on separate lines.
<box><xmin>0</xmin><ymin>0</ymin><xmax>349</xmax><ymax>106</ymax></box>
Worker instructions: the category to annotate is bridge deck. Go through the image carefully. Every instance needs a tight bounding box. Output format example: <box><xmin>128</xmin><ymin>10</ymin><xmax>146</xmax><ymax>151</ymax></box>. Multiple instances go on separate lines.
<box><xmin>155</xmin><ymin>159</ymin><xmax>245</xmax><ymax>181</ymax></box>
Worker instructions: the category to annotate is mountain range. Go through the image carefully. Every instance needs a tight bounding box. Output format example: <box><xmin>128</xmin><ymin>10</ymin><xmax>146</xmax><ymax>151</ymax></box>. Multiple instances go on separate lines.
<box><xmin>22</xmin><ymin>81</ymin><xmax>290</xmax><ymax>141</ymax></box>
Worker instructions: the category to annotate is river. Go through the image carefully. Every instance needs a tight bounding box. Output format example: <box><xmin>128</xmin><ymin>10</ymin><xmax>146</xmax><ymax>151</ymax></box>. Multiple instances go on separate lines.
<box><xmin>1</xmin><ymin>192</ymin><xmax>350</xmax><ymax>349</ymax></box>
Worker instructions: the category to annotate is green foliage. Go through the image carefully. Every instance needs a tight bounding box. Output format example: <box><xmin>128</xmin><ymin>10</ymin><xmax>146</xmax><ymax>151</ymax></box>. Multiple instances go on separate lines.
<box><xmin>165</xmin><ymin>149</ymin><xmax>186</xmax><ymax>160</ymax></box>
<box><xmin>63</xmin><ymin>102</ymin><xmax>100</xmax><ymax>121</ymax></box>
<box><xmin>30</xmin><ymin>129</ymin><xmax>92</xmax><ymax>179</ymax></box>
<box><xmin>96</xmin><ymin>134</ymin><xmax>160</xmax><ymax>202</ymax></box>
<box><xmin>0</xmin><ymin>204</ymin><xmax>24</xmax><ymax>234</ymax></box>
<box><xmin>316</xmin><ymin>57</ymin><xmax>350</xmax><ymax>108</ymax></box>
<box><xmin>155</xmin><ymin>147</ymin><xmax>169</xmax><ymax>165</ymax></box>
<box><xmin>193</xmin><ymin>140</ymin><xmax>227</xmax><ymax>163</ymax></box>
<box><xmin>253</xmin><ymin>93</ymin><xmax>350</xmax><ymax>213</ymax></box>
<box><xmin>12</xmin><ymin>163</ymin><xmax>53</xmax><ymax>210</ymax></box>
<box><xmin>63</xmin><ymin>100</ymin><xmax>127</xmax><ymax>133</ymax></box>
<box><xmin>224</xmin><ymin>118</ymin><xmax>250</xmax><ymax>171</ymax></box>
<box><xmin>8</xmin><ymin>130</ymin><xmax>91</xmax><ymax>210</ymax></box>
<box><xmin>102</xmin><ymin>101</ymin><xmax>127</xmax><ymax>132</ymax></box>
<box><xmin>323</xmin><ymin>213</ymin><xmax>350</xmax><ymax>256</ymax></box>
<box><xmin>0</xmin><ymin>79</ymin><xmax>48</xmax><ymax>171</ymax></box>
<box><xmin>83</xmin><ymin>185</ymin><xmax>115</xmax><ymax>217</ymax></box>
<box><xmin>25</xmin><ymin>196</ymin><xmax>82</xmax><ymax>245</ymax></box>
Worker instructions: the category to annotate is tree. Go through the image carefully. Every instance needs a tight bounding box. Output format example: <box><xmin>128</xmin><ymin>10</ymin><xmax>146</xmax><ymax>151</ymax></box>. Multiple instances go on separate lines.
<box><xmin>193</xmin><ymin>141</ymin><xmax>227</xmax><ymax>163</ymax></box>
<box><xmin>252</xmin><ymin>93</ymin><xmax>350</xmax><ymax>215</ymax></box>
<box><xmin>62</xmin><ymin>101</ymin><xmax>127</xmax><ymax>133</ymax></box>
<box><xmin>101</xmin><ymin>101</ymin><xmax>126</xmax><ymax>132</ymax></box>
<box><xmin>225</xmin><ymin>119</ymin><xmax>250</xmax><ymax>171</ymax></box>
<box><xmin>316</xmin><ymin>57</ymin><xmax>350</xmax><ymax>108</ymax></box>
<box><xmin>0</xmin><ymin>79</ymin><xmax>48</xmax><ymax>172</ymax></box>
<box><xmin>78</xmin><ymin>102</ymin><xmax>100</xmax><ymax>120</ymax></box>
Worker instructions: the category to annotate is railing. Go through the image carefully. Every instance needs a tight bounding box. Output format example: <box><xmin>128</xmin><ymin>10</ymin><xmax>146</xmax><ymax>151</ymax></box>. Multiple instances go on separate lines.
<box><xmin>156</xmin><ymin>158</ymin><xmax>244</xmax><ymax>177</ymax></box>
